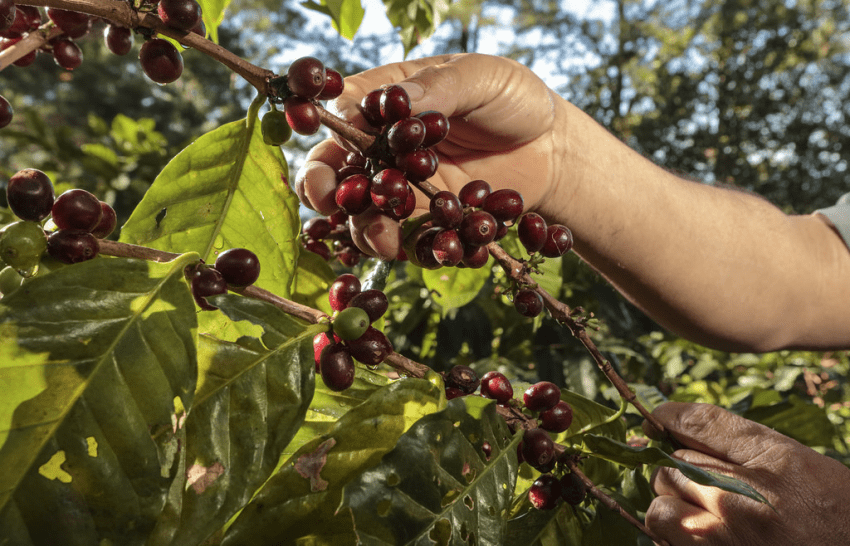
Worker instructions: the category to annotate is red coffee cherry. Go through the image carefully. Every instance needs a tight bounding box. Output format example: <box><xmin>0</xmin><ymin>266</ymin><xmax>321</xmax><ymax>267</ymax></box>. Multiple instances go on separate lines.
<box><xmin>370</xmin><ymin>168</ymin><xmax>410</xmax><ymax>211</ymax></box>
<box><xmin>540</xmin><ymin>224</ymin><xmax>574</xmax><ymax>258</ymax></box>
<box><xmin>335</xmin><ymin>173</ymin><xmax>372</xmax><ymax>215</ymax></box>
<box><xmin>46</xmin><ymin>230</ymin><xmax>99</xmax><ymax>264</ymax></box>
<box><xmin>320</xmin><ymin>342</ymin><xmax>355</xmax><ymax>391</ymax></box>
<box><xmin>104</xmin><ymin>24</ymin><xmax>133</xmax><ymax>56</ymax></box>
<box><xmin>517</xmin><ymin>212</ymin><xmax>548</xmax><ymax>254</ymax></box>
<box><xmin>328</xmin><ymin>273</ymin><xmax>361</xmax><ymax>311</ymax></box>
<box><xmin>51</xmin><ymin>37</ymin><xmax>83</xmax><ymax>70</ymax></box>
<box><xmin>528</xmin><ymin>473</ymin><xmax>562</xmax><ymax>510</ymax></box>
<box><xmin>458</xmin><ymin>210</ymin><xmax>497</xmax><ymax>247</ymax></box>
<box><xmin>52</xmin><ymin>189</ymin><xmax>102</xmax><ymax>232</ymax></box>
<box><xmin>458</xmin><ymin>179</ymin><xmax>491</xmax><ymax>208</ymax></box>
<box><xmin>317</xmin><ymin>68</ymin><xmax>344</xmax><ymax>100</ymax></box>
<box><xmin>514</xmin><ymin>289</ymin><xmax>544</xmax><ymax>318</ymax></box>
<box><xmin>284</xmin><ymin>96</ymin><xmax>321</xmax><ymax>135</ymax></box>
<box><xmin>560</xmin><ymin>472</ymin><xmax>587</xmax><ymax>505</ymax></box>
<box><xmin>139</xmin><ymin>38</ymin><xmax>183</xmax><ymax>84</ymax></box>
<box><xmin>479</xmin><ymin>371</ymin><xmax>513</xmax><ymax>404</ymax></box>
<box><xmin>524</xmin><ymin>381</ymin><xmax>561</xmax><ymax>412</ymax></box>
<box><xmin>348</xmin><ymin>289</ymin><xmax>389</xmax><ymax>323</ymax></box>
<box><xmin>360</xmin><ymin>88</ymin><xmax>384</xmax><ymax>127</ymax></box>
<box><xmin>379</xmin><ymin>84</ymin><xmax>411</xmax><ymax>125</ymax></box>
<box><xmin>7</xmin><ymin>169</ymin><xmax>54</xmax><ymax>222</ymax></box>
<box><xmin>431</xmin><ymin>229</ymin><xmax>463</xmax><ymax>267</ymax></box>
<box><xmin>214</xmin><ymin>247</ymin><xmax>260</xmax><ymax>287</ymax></box>
<box><xmin>415</xmin><ymin>110</ymin><xmax>449</xmax><ymax>148</ymax></box>
<box><xmin>157</xmin><ymin>0</ymin><xmax>202</xmax><ymax>32</ymax></box>
<box><xmin>430</xmin><ymin>191</ymin><xmax>463</xmax><ymax>229</ymax></box>
<box><xmin>90</xmin><ymin>201</ymin><xmax>117</xmax><ymax>239</ymax></box>
<box><xmin>287</xmin><ymin>56</ymin><xmax>327</xmax><ymax>99</ymax></box>
<box><xmin>539</xmin><ymin>400</ymin><xmax>573</xmax><ymax>433</ymax></box>
<box><xmin>521</xmin><ymin>428</ymin><xmax>556</xmax><ymax>470</ymax></box>
<box><xmin>347</xmin><ymin>326</ymin><xmax>393</xmax><ymax>367</ymax></box>
<box><xmin>482</xmin><ymin>188</ymin><xmax>524</xmax><ymax>224</ymax></box>
<box><xmin>387</xmin><ymin>117</ymin><xmax>425</xmax><ymax>154</ymax></box>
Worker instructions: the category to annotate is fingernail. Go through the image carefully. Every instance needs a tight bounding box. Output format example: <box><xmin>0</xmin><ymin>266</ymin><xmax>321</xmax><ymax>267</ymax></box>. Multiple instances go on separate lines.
<box><xmin>397</xmin><ymin>81</ymin><xmax>425</xmax><ymax>102</ymax></box>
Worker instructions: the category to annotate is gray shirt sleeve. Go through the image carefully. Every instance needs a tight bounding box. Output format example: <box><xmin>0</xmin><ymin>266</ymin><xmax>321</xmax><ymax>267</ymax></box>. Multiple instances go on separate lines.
<box><xmin>816</xmin><ymin>193</ymin><xmax>850</xmax><ymax>248</ymax></box>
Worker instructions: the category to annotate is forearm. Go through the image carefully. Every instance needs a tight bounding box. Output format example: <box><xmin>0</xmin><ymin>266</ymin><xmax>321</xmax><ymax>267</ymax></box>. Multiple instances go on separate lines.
<box><xmin>545</xmin><ymin>101</ymin><xmax>850</xmax><ymax>352</ymax></box>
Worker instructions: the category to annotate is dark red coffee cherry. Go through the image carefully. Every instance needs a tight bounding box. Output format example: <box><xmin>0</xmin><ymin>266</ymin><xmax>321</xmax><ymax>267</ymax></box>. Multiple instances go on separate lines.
<box><xmin>104</xmin><ymin>24</ymin><xmax>133</xmax><ymax>56</ymax></box>
<box><xmin>539</xmin><ymin>400</ymin><xmax>573</xmax><ymax>433</ymax></box>
<box><xmin>514</xmin><ymin>289</ymin><xmax>543</xmax><ymax>318</ymax></box>
<box><xmin>335</xmin><ymin>173</ymin><xmax>372</xmax><ymax>215</ymax></box>
<box><xmin>7</xmin><ymin>169</ymin><xmax>54</xmax><ymax>222</ymax></box>
<box><xmin>540</xmin><ymin>224</ymin><xmax>574</xmax><ymax>258</ymax></box>
<box><xmin>412</xmin><ymin>227</ymin><xmax>442</xmax><ymax>270</ymax></box>
<box><xmin>395</xmin><ymin>148</ymin><xmax>437</xmax><ymax>182</ymax></box>
<box><xmin>0</xmin><ymin>0</ymin><xmax>14</xmax><ymax>33</ymax></box>
<box><xmin>528</xmin><ymin>474</ymin><xmax>562</xmax><ymax>510</ymax></box>
<box><xmin>360</xmin><ymin>88</ymin><xmax>384</xmax><ymax>127</ymax></box>
<box><xmin>51</xmin><ymin>37</ymin><xmax>82</xmax><ymax>70</ymax></box>
<box><xmin>560</xmin><ymin>472</ymin><xmax>587</xmax><ymax>505</ymax></box>
<box><xmin>191</xmin><ymin>265</ymin><xmax>227</xmax><ymax>310</ymax></box>
<box><xmin>431</xmin><ymin>229</ymin><xmax>463</xmax><ymax>267</ymax></box>
<box><xmin>415</xmin><ymin>110</ymin><xmax>449</xmax><ymax>148</ymax></box>
<box><xmin>287</xmin><ymin>56</ymin><xmax>326</xmax><ymax>99</ymax></box>
<box><xmin>517</xmin><ymin>213</ymin><xmax>548</xmax><ymax>254</ymax></box>
<box><xmin>320</xmin><ymin>342</ymin><xmax>356</xmax><ymax>391</ymax></box>
<box><xmin>47</xmin><ymin>8</ymin><xmax>88</xmax><ymax>35</ymax></box>
<box><xmin>0</xmin><ymin>5</ymin><xmax>39</xmax><ymax>39</ymax></box>
<box><xmin>521</xmin><ymin>428</ymin><xmax>556</xmax><ymax>470</ymax></box>
<box><xmin>90</xmin><ymin>201</ymin><xmax>116</xmax><ymax>239</ymax></box>
<box><xmin>52</xmin><ymin>189</ymin><xmax>102</xmax><ymax>232</ymax></box>
<box><xmin>46</xmin><ymin>230</ymin><xmax>99</xmax><ymax>264</ymax></box>
<box><xmin>445</xmin><ymin>387</ymin><xmax>465</xmax><ymax>400</ymax></box>
<box><xmin>215</xmin><ymin>247</ymin><xmax>260</xmax><ymax>287</ymax></box>
<box><xmin>2</xmin><ymin>37</ymin><xmax>36</xmax><ymax>66</ymax></box>
<box><xmin>328</xmin><ymin>273</ymin><xmax>360</xmax><ymax>311</ymax></box>
<box><xmin>458</xmin><ymin>179</ymin><xmax>491</xmax><ymax>208</ymax></box>
<box><xmin>445</xmin><ymin>364</ymin><xmax>480</xmax><ymax>394</ymax></box>
<box><xmin>317</xmin><ymin>68</ymin><xmax>344</xmax><ymax>100</ymax></box>
<box><xmin>458</xmin><ymin>210</ymin><xmax>497</xmax><ymax>247</ymax></box>
<box><xmin>379</xmin><ymin>84</ymin><xmax>411</xmax><ymax>125</ymax></box>
<box><xmin>386</xmin><ymin>185</ymin><xmax>416</xmax><ymax>221</ymax></box>
<box><xmin>348</xmin><ymin>288</ymin><xmax>388</xmax><ymax>323</ymax></box>
<box><xmin>336</xmin><ymin>246</ymin><xmax>361</xmax><ymax>267</ymax></box>
<box><xmin>284</xmin><ymin>96</ymin><xmax>321</xmax><ymax>135</ymax></box>
<box><xmin>370</xmin><ymin>168</ymin><xmax>409</xmax><ymax>211</ymax></box>
<box><xmin>387</xmin><ymin>117</ymin><xmax>425</xmax><ymax>154</ymax></box>
<box><xmin>303</xmin><ymin>216</ymin><xmax>331</xmax><ymax>240</ymax></box>
<box><xmin>347</xmin><ymin>326</ymin><xmax>393</xmax><ymax>367</ymax></box>
<box><xmin>524</xmin><ymin>381</ymin><xmax>561</xmax><ymax>412</ymax></box>
<box><xmin>429</xmin><ymin>191</ymin><xmax>463</xmax><ymax>229</ymax></box>
<box><xmin>493</xmin><ymin>221</ymin><xmax>509</xmax><ymax>242</ymax></box>
<box><xmin>139</xmin><ymin>38</ymin><xmax>183</xmax><ymax>84</ymax></box>
<box><xmin>157</xmin><ymin>0</ymin><xmax>202</xmax><ymax>32</ymax></box>
<box><xmin>0</xmin><ymin>94</ymin><xmax>12</xmax><ymax>128</ymax></box>
<box><xmin>482</xmin><ymin>189</ymin><xmax>524</xmax><ymax>225</ymax></box>
<box><xmin>479</xmin><ymin>371</ymin><xmax>513</xmax><ymax>404</ymax></box>
<box><xmin>303</xmin><ymin>239</ymin><xmax>331</xmax><ymax>260</ymax></box>
<box><xmin>313</xmin><ymin>331</ymin><xmax>335</xmax><ymax>371</ymax></box>
<box><xmin>461</xmin><ymin>244</ymin><xmax>489</xmax><ymax>269</ymax></box>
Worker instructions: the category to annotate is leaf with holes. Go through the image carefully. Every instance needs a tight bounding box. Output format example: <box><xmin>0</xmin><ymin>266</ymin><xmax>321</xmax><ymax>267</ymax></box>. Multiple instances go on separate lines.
<box><xmin>221</xmin><ymin>378</ymin><xmax>443</xmax><ymax>545</ymax></box>
<box><xmin>0</xmin><ymin>254</ymin><xmax>198</xmax><ymax>544</ymax></box>
<box><xmin>341</xmin><ymin>396</ymin><xmax>520</xmax><ymax>546</ymax></box>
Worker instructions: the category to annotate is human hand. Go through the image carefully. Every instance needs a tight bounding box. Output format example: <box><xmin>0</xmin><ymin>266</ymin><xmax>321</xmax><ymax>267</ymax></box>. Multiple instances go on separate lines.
<box><xmin>642</xmin><ymin>402</ymin><xmax>850</xmax><ymax>546</ymax></box>
<box><xmin>294</xmin><ymin>53</ymin><xmax>569</xmax><ymax>259</ymax></box>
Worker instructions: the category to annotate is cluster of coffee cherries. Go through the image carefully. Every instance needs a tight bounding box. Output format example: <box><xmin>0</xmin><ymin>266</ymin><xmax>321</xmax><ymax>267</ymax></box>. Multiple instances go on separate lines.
<box><xmin>186</xmin><ymin>247</ymin><xmax>260</xmax><ymax>310</ymax></box>
<box><xmin>300</xmin><ymin>211</ymin><xmax>364</xmax><ymax>267</ymax></box>
<box><xmin>1</xmin><ymin>169</ymin><xmax>116</xmax><ymax>281</ymax></box>
<box><xmin>260</xmin><ymin>56</ymin><xmax>345</xmax><ymax>147</ymax></box>
<box><xmin>312</xmin><ymin>273</ymin><xmax>393</xmax><ymax>391</ymax></box>
<box><xmin>2</xmin><ymin>5</ymin><xmax>86</xmax><ymax>70</ymax></box>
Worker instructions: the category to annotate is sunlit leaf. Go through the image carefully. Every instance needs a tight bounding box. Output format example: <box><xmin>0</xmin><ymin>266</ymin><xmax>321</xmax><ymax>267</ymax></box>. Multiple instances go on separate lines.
<box><xmin>423</xmin><ymin>265</ymin><xmax>490</xmax><ymax>314</ymax></box>
<box><xmin>301</xmin><ymin>0</ymin><xmax>365</xmax><ymax>40</ymax></box>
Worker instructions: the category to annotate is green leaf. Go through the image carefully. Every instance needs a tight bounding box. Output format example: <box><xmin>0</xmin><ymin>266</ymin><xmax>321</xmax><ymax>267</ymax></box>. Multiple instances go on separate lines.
<box><xmin>423</xmin><ymin>265</ymin><xmax>490</xmax><ymax>314</ymax></box>
<box><xmin>743</xmin><ymin>396</ymin><xmax>840</xmax><ymax>450</ymax></box>
<box><xmin>0</xmin><ymin>254</ymin><xmax>199</xmax><ymax>544</ymax></box>
<box><xmin>341</xmin><ymin>396</ymin><xmax>519</xmax><ymax>545</ymax></box>
<box><xmin>221</xmin><ymin>378</ymin><xmax>443</xmax><ymax>545</ymax></box>
<box><xmin>120</xmin><ymin>96</ymin><xmax>299</xmax><ymax>301</ymax></box>
<box><xmin>301</xmin><ymin>0</ymin><xmax>365</xmax><ymax>40</ymax></box>
<box><xmin>291</xmin><ymin>249</ymin><xmax>336</xmax><ymax>313</ymax></box>
<box><xmin>383</xmin><ymin>0</ymin><xmax>450</xmax><ymax>56</ymax></box>
<box><xmin>582</xmin><ymin>435</ymin><xmax>771</xmax><ymax>506</ymax></box>
<box><xmin>196</xmin><ymin>0</ymin><xmax>231</xmax><ymax>42</ymax></box>
<box><xmin>152</xmin><ymin>294</ymin><xmax>317</xmax><ymax>545</ymax></box>
<box><xmin>506</xmin><ymin>499</ymin><xmax>584</xmax><ymax>546</ymax></box>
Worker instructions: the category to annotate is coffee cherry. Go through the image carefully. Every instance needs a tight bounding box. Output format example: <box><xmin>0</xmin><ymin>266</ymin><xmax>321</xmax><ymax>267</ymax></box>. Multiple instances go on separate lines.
<box><xmin>335</xmin><ymin>173</ymin><xmax>372</xmax><ymax>215</ymax></box>
<box><xmin>328</xmin><ymin>273</ymin><xmax>360</xmax><ymax>311</ymax></box>
<box><xmin>336</xmin><ymin>246</ymin><xmax>361</xmax><ymax>267</ymax></box>
<box><xmin>445</xmin><ymin>387</ymin><xmax>465</xmax><ymax>400</ymax></box>
<box><xmin>348</xmin><ymin>288</ymin><xmax>388</xmax><ymax>323</ymax></box>
<box><xmin>345</xmin><ymin>151</ymin><xmax>367</xmax><ymax>168</ymax></box>
<box><xmin>215</xmin><ymin>247</ymin><xmax>260</xmax><ymax>287</ymax></box>
<box><xmin>46</xmin><ymin>230</ymin><xmax>99</xmax><ymax>264</ymax></box>
<box><xmin>284</xmin><ymin>96</ymin><xmax>321</xmax><ymax>135</ymax></box>
<box><xmin>379</xmin><ymin>84</ymin><xmax>411</xmax><ymax>125</ymax></box>
<box><xmin>287</xmin><ymin>56</ymin><xmax>326</xmax><ymax>99</ymax></box>
<box><xmin>320</xmin><ymin>342</ymin><xmax>355</xmax><ymax>391</ymax></box>
<box><xmin>461</xmin><ymin>244</ymin><xmax>489</xmax><ymax>269</ymax></box>
<box><xmin>0</xmin><ymin>94</ymin><xmax>12</xmax><ymax>128</ymax></box>
<box><xmin>494</xmin><ymin>221</ymin><xmax>509</xmax><ymax>242</ymax></box>
<box><xmin>412</xmin><ymin>227</ymin><xmax>442</xmax><ymax>270</ymax></box>
<box><xmin>0</xmin><ymin>0</ymin><xmax>14</xmax><ymax>33</ymax></box>
<box><xmin>521</xmin><ymin>428</ymin><xmax>556</xmax><ymax>470</ymax></box>
<box><xmin>514</xmin><ymin>289</ymin><xmax>543</xmax><ymax>318</ymax></box>
<box><xmin>360</xmin><ymin>88</ymin><xmax>384</xmax><ymax>127</ymax></box>
<box><xmin>370</xmin><ymin>168</ymin><xmax>409</xmax><ymax>211</ymax></box>
<box><xmin>482</xmin><ymin>189</ymin><xmax>524</xmax><ymax>225</ymax></box>
<box><xmin>104</xmin><ymin>24</ymin><xmax>133</xmax><ymax>56</ymax></box>
<box><xmin>303</xmin><ymin>239</ymin><xmax>331</xmax><ymax>260</ymax></box>
<box><xmin>445</xmin><ymin>364</ymin><xmax>480</xmax><ymax>394</ymax></box>
<box><xmin>429</xmin><ymin>191</ymin><xmax>463</xmax><ymax>229</ymax></box>
<box><xmin>52</xmin><ymin>189</ymin><xmax>102</xmax><ymax>232</ymax></box>
<box><xmin>458</xmin><ymin>179</ymin><xmax>491</xmax><ymax>208</ymax></box>
<box><xmin>47</xmin><ymin>8</ymin><xmax>88</xmax><ymax>35</ymax></box>
<box><xmin>524</xmin><ymin>381</ymin><xmax>561</xmax><ymax>412</ymax></box>
<box><xmin>191</xmin><ymin>266</ymin><xmax>227</xmax><ymax>310</ymax></box>
<box><xmin>415</xmin><ymin>110</ymin><xmax>449</xmax><ymax>148</ymax></box>
<box><xmin>386</xmin><ymin>185</ymin><xmax>416</xmax><ymax>221</ymax></box>
<box><xmin>431</xmin><ymin>229</ymin><xmax>463</xmax><ymax>267</ymax></box>
<box><xmin>334</xmin><ymin>306</ymin><xmax>370</xmax><ymax>341</ymax></box>
<box><xmin>560</xmin><ymin>472</ymin><xmax>587</xmax><ymax>505</ymax></box>
<box><xmin>139</xmin><ymin>38</ymin><xmax>183</xmax><ymax>84</ymax></box>
<box><xmin>313</xmin><ymin>331</ymin><xmax>335</xmax><ymax>371</ymax></box>
<box><xmin>7</xmin><ymin>169</ymin><xmax>54</xmax><ymax>222</ymax></box>
<box><xmin>0</xmin><ymin>266</ymin><xmax>23</xmax><ymax>295</ymax></box>
<box><xmin>517</xmin><ymin>213</ymin><xmax>548</xmax><ymax>254</ymax></box>
<box><xmin>157</xmin><ymin>0</ymin><xmax>202</xmax><ymax>32</ymax></box>
<box><xmin>51</xmin><ymin>37</ymin><xmax>82</xmax><ymax>70</ymax></box>
<box><xmin>395</xmin><ymin>148</ymin><xmax>437</xmax><ymax>182</ymax></box>
<box><xmin>458</xmin><ymin>210</ymin><xmax>497</xmax><ymax>247</ymax></box>
<box><xmin>479</xmin><ymin>371</ymin><xmax>513</xmax><ymax>404</ymax></box>
<box><xmin>346</xmin><ymin>326</ymin><xmax>392</xmax><ymax>367</ymax></box>
<box><xmin>0</xmin><ymin>5</ymin><xmax>39</xmax><ymax>39</ymax></box>
<box><xmin>528</xmin><ymin>474</ymin><xmax>562</xmax><ymax>510</ymax></box>
<box><xmin>540</xmin><ymin>224</ymin><xmax>574</xmax><ymax>258</ymax></box>
<box><xmin>261</xmin><ymin>110</ymin><xmax>292</xmax><ymax>145</ymax></box>
<box><xmin>387</xmin><ymin>117</ymin><xmax>425</xmax><ymax>154</ymax></box>
<box><xmin>317</xmin><ymin>68</ymin><xmax>344</xmax><ymax>100</ymax></box>
<box><xmin>90</xmin><ymin>203</ymin><xmax>118</xmax><ymax>239</ymax></box>
<box><xmin>539</xmin><ymin>400</ymin><xmax>573</xmax><ymax>433</ymax></box>
<box><xmin>0</xmin><ymin>221</ymin><xmax>47</xmax><ymax>272</ymax></box>
<box><xmin>303</xmin><ymin>216</ymin><xmax>331</xmax><ymax>240</ymax></box>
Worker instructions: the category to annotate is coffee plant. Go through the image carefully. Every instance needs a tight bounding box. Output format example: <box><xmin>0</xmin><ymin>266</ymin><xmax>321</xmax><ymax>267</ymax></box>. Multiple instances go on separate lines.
<box><xmin>2</xmin><ymin>1</ymin><xmax>842</xmax><ymax>545</ymax></box>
